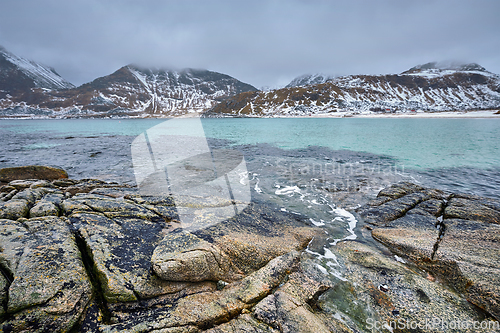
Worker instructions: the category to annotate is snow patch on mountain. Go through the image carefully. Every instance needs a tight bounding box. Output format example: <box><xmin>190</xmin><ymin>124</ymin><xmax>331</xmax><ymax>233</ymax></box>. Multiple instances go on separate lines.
<box><xmin>0</xmin><ymin>47</ymin><xmax>74</xmax><ymax>90</ymax></box>
<box><xmin>0</xmin><ymin>53</ymin><xmax>257</xmax><ymax>118</ymax></box>
<box><xmin>286</xmin><ymin>73</ymin><xmax>335</xmax><ymax>88</ymax></box>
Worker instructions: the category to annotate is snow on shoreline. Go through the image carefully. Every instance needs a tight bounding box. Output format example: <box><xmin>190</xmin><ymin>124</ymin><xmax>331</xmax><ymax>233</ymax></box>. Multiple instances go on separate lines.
<box><xmin>300</xmin><ymin>110</ymin><xmax>500</xmax><ymax>118</ymax></box>
<box><xmin>1</xmin><ymin>109</ymin><xmax>499</xmax><ymax>120</ymax></box>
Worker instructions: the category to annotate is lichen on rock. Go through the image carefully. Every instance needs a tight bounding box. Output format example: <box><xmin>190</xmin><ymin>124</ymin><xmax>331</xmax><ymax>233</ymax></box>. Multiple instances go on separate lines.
<box><xmin>358</xmin><ymin>181</ymin><xmax>500</xmax><ymax>323</ymax></box>
<box><xmin>2</xmin><ymin>172</ymin><xmax>499</xmax><ymax>332</ymax></box>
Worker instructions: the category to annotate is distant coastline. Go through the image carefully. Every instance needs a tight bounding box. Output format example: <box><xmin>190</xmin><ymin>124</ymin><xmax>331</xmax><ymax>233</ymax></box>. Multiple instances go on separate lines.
<box><xmin>290</xmin><ymin>109</ymin><xmax>500</xmax><ymax>119</ymax></box>
<box><xmin>1</xmin><ymin>109</ymin><xmax>499</xmax><ymax>120</ymax></box>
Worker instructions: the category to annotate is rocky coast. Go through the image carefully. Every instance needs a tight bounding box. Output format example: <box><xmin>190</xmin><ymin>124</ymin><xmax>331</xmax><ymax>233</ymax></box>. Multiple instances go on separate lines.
<box><xmin>0</xmin><ymin>166</ymin><xmax>499</xmax><ymax>332</ymax></box>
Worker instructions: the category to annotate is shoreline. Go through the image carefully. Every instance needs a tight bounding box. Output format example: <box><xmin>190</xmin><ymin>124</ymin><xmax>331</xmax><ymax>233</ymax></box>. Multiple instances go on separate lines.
<box><xmin>282</xmin><ymin>109</ymin><xmax>500</xmax><ymax>119</ymax></box>
<box><xmin>1</xmin><ymin>110</ymin><xmax>499</xmax><ymax>120</ymax></box>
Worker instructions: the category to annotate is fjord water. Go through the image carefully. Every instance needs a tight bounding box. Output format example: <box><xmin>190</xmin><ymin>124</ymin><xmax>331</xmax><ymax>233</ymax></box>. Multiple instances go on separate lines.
<box><xmin>1</xmin><ymin>117</ymin><xmax>499</xmax><ymax>197</ymax></box>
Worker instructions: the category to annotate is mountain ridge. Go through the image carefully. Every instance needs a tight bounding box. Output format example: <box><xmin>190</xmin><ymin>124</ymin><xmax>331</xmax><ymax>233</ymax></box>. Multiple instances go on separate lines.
<box><xmin>205</xmin><ymin>63</ymin><xmax>500</xmax><ymax>117</ymax></box>
<box><xmin>286</xmin><ymin>73</ymin><xmax>335</xmax><ymax>88</ymax></box>
<box><xmin>1</xmin><ymin>46</ymin><xmax>499</xmax><ymax>118</ymax></box>
<box><xmin>0</xmin><ymin>47</ymin><xmax>74</xmax><ymax>95</ymax></box>
<box><xmin>0</xmin><ymin>47</ymin><xmax>257</xmax><ymax>118</ymax></box>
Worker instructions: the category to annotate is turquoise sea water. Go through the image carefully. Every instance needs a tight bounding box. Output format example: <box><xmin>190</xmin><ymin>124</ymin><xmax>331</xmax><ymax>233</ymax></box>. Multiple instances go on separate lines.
<box><xmin>3</xmin><ymin>118</ymin><xmax>500</xmax><ymax>169</ymax></box>
<box><xmin>1</xmin><ymin>118</ymin><xmax>500</xmax><ymax>197</ymax></box>
<box><xmin>202</xmin><ymin>118</ymin><xmax>500</xmax><ymax>170</ymax></box>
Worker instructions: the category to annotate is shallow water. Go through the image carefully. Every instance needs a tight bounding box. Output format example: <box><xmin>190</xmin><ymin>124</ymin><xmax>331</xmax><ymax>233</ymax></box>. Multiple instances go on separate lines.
<box><xmin>2</xmin><ymin>118</ymin><xmax>499</xmax><ymax>198</ymax></box>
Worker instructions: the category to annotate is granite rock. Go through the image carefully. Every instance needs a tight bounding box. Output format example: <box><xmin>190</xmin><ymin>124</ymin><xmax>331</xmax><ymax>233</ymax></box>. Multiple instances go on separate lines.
<box><xmin>359</xmin><ymin>182</ymin><xmax>500</xmax><ymax>322</ymax></box>
<box><xmin>0</xmin><ymin>216</ymin><xmax>92</xmax><ymax>332</ymax></box>
<box><xmin>0</xmin><ymin>165</ymin><xmax>68</xmax><ymax>183</ymax></box>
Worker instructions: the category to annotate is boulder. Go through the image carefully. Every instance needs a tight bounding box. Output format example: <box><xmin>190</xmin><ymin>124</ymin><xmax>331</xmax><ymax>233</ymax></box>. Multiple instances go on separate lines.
<box><xmin>0</xmin><ymin>199</ymin><xmax>29</xmax><ymax>220</ymax></box>
<box><xmin>7</xmin><ymin>177</ymin><xmax>499</xmax><ymax>332</ymax></box>
<box><xmin>0</xmin><ymin>178</ymin><xmax>331</xmax><ymax>332</ymax></box>
<box><xmin>152</xmin><ymin>203</ymin><xmax>317</xmax><ymax>283</ymax></box>
<box><xmin>253</xmin><ymin>270</ymin><xmax>339</xmax><ymax>333</ymax></box>
<box><xmin>151</xmin><ymin>230</ymin><xmax>245</xmax><ymax>282</ymax></box>
<box><xmin>0</xmin><ymin>165</ymin><xmax>68</xmax><ymax>183</ymax></box>
<box><xmin>29</xmin><ymin>193</ymin><xmax>64</xmax><ymax>217</ymax></box>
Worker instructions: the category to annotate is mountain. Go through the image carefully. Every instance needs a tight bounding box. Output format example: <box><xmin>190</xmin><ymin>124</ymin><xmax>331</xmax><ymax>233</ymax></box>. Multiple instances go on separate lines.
<box><xmin>2</xmin><ymin>47</ymin><xmax>499</xmax><ymax>119</ymax></box>
<box><xmin>38</xmin><ymin>65</ymin><xmax>257</xmax><ymax>116</ymax></box>
<box><xmin>286</xmin><ymin>73</ymin><xmax>334</xmax><ymax>88</ymax></box>
<box><xmin>402</xmin><ymin>61</ymin><xmax>487</xmax><ymax>75</ymax></box>
<box><xmin>0</xmin><ymin>46</ymin><xmax>74</xmax><ymax>96</ymax></box>
<box><xmin>205</xmin><ymin>63</ymin><xmax>500</xmax><ymax>117</ymax></box>
<box><xmin>0</xmin><ymin>47</ymin><xmax>257</xmax><ymax>118</ymax></box>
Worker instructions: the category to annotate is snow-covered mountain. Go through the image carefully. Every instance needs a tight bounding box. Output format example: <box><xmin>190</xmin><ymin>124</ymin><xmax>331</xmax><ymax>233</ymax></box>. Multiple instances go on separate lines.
<box><xmin>205</xmin><ymin>63</ymin><xmax>500</xmax><ymax>117</ymax></box>
<box><xmin>42</xmin><ymin>65</ymin><xmax>257</xmax><ymax>116</ymax></box>
<box><xmin>2</xmin><ymin>46</ymin><xmax>500</xmax><ymax>118</ymax></box>
<box><xmin>286</xmin><ymin>73</ymin><xmax>334</xmax><ymax>88</ymax></box>
<box><xmin>0</xmin><ymin>47</ymin><xmax>257</xmax><ymax>118</ymax></box>
<box><xmin>0</xmin><ymin>46</ymin><xmax>74</xmax><ymax>95</ymax></box>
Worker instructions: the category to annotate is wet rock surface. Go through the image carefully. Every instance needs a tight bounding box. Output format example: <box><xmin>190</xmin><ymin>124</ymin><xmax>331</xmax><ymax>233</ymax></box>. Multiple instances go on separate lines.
<box><xmin>0</xmin><ymin>176</ymin><xmax>332</xmax><ymax>332</ymax></box>
<box><xmin>358</xmin><ymin>181</ymin><xmax>500</xmax><ymax>324</ymax></box>
<box><xmin>318</xmin><ymin>240</ymin><xmax>497</xmax><ymax>333</ymax></box>
<box><xmin>2</xmin><ymin>175</ymin><xmax>500</xmax><ymax>332</ymax></box>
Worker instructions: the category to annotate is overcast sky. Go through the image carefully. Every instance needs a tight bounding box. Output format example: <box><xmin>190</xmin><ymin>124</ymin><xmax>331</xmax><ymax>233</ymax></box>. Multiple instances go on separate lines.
<box><xmin>1</xmin><ymin>0</ymin><xmax>499</xmax><ymax>89</ymax></box>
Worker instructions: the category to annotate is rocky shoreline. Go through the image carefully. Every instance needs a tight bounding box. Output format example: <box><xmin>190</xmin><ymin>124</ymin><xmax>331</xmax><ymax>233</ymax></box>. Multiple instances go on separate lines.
<box><xmin>1</xmin><ymin>167</ymin><xmax>499</xmax><ymax>332</ymax></box>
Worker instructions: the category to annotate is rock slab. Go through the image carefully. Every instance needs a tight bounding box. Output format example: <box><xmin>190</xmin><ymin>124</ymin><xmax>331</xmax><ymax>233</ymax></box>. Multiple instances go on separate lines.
<box><xmin>359</xmin><ymin>182</ymin><xmax>500</xmax><ymax>322</ymax></box>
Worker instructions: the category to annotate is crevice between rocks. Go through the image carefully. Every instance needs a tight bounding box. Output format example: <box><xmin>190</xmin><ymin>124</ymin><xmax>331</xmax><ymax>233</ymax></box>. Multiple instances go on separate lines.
<box><xmin>0</xmin><ymin>263</ymin><xmax>13</xmax><ymax>317</ymax></box>
<box><xmin>0</xmin><ymin>263</ymin><xmax>13</xmax><ymax>286</ymax></box>
<box><xmin>199</xmin><ymin>261</ymin><xmax>298</xmax><ymax>332</ymax></box>
<box><xmin>72</xmin><ymin>229</ymin><xmax>112</xmax><ymax>325</ymax></box>
<box><xmin>431</xmin><ymin>214</ymin><xmax>447</xmax><ymax>260</ymax></box>
<box><xmin>431</xmin><ymin>198</ymin><xmax>449</xmax><ymax>261</ymax></box>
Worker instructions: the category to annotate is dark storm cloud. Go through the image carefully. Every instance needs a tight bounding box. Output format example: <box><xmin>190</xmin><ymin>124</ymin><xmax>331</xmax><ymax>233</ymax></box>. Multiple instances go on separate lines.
<box><xmin>1</xmin><ymin>0</ymin><xmax>499</xmax><ymax>88</ymax></box>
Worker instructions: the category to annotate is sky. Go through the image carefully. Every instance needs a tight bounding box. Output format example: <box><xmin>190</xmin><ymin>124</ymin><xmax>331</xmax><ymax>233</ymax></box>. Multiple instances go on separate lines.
<box><xmin>0</xmin><ymin>0</ymin><xmax>499</xmax><ymax>89</ymax></box>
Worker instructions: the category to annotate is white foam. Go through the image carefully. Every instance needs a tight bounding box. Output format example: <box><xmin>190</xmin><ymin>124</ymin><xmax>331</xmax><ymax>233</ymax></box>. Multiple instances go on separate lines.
<box><xmin>316</xmin><ymin>264</ymin><xmax>328</xmax><ymax>274</ymax></box>
<box><xmin>275</xmin><ymin>185</ymin><xmax>301</xmax><ymax>195</ymax></box>
<box><xmin>394</xmin><ymin>255</ymin><xmax>406</xmax><ymax>263</ymax></box>
<box><xmin>310</xmin><ymin>218</ymin><xmax>325</xmax><ymax>226</ymax></box>
<box><xmin>238</xmin><ymin>171</ymin><xmax>249</xmax><ymax>185</ymax></box>
<box><xmin>333</xmin><ymin>207</ymin><xmax>358</xmax><ymax>241</ymax></box>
